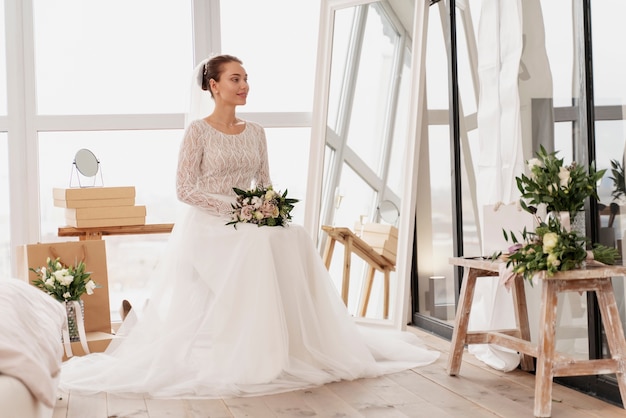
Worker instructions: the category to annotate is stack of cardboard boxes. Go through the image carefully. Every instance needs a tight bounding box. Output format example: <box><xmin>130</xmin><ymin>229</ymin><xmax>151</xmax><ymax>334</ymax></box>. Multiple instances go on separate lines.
<box><xmin>53</xmin><ymin>186</ymin><xmax>146</xmax><ymax>227</ymax></box>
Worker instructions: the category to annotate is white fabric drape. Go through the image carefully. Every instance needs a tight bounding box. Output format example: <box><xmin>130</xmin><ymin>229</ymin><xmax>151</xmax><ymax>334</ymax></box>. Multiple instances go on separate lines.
<box><xmin>476</xmin><ymin>0</ymin><xmax>524</xmax><ymax>212</ymax></box>
<box><xmin>472</xmin><ymin>0</ymin><xmax>525</xmax><ymax>372</ymax></box>
<box><xmin>472</xmin><ymin>0</ymin><xmax>554</xmax><ymax>372</ymax></box>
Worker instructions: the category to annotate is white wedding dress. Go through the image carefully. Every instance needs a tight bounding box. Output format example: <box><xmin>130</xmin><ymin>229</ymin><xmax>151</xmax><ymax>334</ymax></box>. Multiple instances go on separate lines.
<box><xmin>59</xmin><ymin>120</ymin><xmax>439</xmax><ymax>398</ymax></box>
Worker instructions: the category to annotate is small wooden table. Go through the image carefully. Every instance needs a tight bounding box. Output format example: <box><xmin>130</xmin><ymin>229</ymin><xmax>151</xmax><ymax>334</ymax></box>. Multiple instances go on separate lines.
<box><xmin>58</xmin><ymin>223</ymin><xmax>174</xmax><ymax>241</ymax></box>
<box><xmin>448</xmin><ymin>257</ymin><xmax>626</xmax><ymax>417</ymax></box>
<box><xmin>321</xmin><ymin>226</ymin><xmax>395</xmax><ymax>318</ymax></box>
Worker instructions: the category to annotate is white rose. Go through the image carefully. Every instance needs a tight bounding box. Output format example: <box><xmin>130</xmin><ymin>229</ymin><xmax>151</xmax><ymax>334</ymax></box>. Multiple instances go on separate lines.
<box><xmin>44</xmin><ymin>278</ymin><xmax>55</xmax><ymax>287</ymax></box>
<box><xmin>265</xmin><ymin>189</ymin><xmax>276</xmax><ymax>200</ymax></box>
<box><xmin>558</xmin><ymin>167</ymin><xmax>570</xmax><ymax>188</ymax></box>
<box><xmin>62</xmin><ymin>292</ymin><xmax>71</xmax><ymax>300</ymax></box>
<box><xmin>53</xmin><ymin>269</ymin><xmax>74</xmax><ymax>286</ymax></box>
<box><xmin>547</xmin><ymin>253</ymin><xmax>560</xmax><ymax>267</ymax></box>
<box><xmin>527</xmin><ymin>158</ymin><xmax>543</xmax><ymax>170</ymax></box>
<box><xmin>251</xmin><ymin>196</ymin><xmax>263</xmax><ymax>209</ymax></box>
<box><xmin>85</xmin><ymin>280</ymin><xmax>97</xmax><ymax>295</ymax></box>
<box><xmin>542</xmin><ymin>232</ymin><xmax>559</xmax><ymax>253</ymax></box>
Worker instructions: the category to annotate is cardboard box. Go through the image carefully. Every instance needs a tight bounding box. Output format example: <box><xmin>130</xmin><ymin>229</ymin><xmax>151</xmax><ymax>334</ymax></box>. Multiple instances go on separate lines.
<box><xmin>355</xmin><ymin>222</ymin><xmax>399</xmax><ymax>238</ymax></box>
<box><xmin>65</xmin><ymin>216</ymin><xmax>146</xmax><ymax>228</ymax></box>
<box><xmin>370</xmin><ymin>245</ymin><xmax>396</xmax><ymax>264</ymax></box>
<box><xmin>62</xmin><ymin>332</ymin><xmax>118</xmax><ymax>360</ymax></box>
<box><xmin>354</xmin><ymin>222</ymin><xmax>398</xmax><ymax>264</ymax></box>
<box><xmin>65</xmin><ymin>205</ymin><xmax>146</xmax><ymax>220</ymax></box>
<box><xmin>53</xmin><ymin>186</ymin><xmax>135</xmax><ymax>201</ymax></box>
<box><xmin>54</xmin><ymin>197</ymin><xmax>135</xmax><ymax>209</ymax></box>
<box><xmin>358</xmin><ymin>232</ymin><xmax>398</xmax><ymax>249</ymax></box>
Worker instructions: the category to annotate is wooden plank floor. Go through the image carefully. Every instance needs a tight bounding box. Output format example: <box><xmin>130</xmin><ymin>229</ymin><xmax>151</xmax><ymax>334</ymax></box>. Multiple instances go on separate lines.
<box><xmin>53</xmin><ymin>327</ymin><xmax>626</xmax><ymax>418</ymax></box>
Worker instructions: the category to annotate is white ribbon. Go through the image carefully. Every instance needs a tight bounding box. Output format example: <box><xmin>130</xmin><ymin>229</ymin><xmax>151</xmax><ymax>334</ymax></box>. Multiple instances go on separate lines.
<box><xmin>62</xmin><ymin>300</ymin><xmax>90</xmax><ymax>358</ymax></box>
<box><xmin>558</xmin><ymin>211</ymin><xmax>571</xmax><ymax>232</ymax></box>
<box><xmin>61</xmin><ymin>313</ymin><xmax>73</xmax><ymax>358</ymax></box>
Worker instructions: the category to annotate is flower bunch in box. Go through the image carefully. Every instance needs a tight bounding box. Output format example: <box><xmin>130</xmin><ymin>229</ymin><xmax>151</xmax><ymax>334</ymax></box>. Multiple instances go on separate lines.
<box><xmin>30</xmin><ymin>257</ymin><xmax>98</xmax><ymax>302</ymax></box>
<box><xmin>493</xmin><ymin>216</ymin><xmax>618</xmax><ymax>283</ymax></box>
<box><xmin>517</xmin><ymin>145</ymin><xmax>605</xmax><ymax>217</ymax></box>
<box><xmin>227</xmin><ymin>185</ymin><xmax>299</xmax><ymax>228</ymax></box>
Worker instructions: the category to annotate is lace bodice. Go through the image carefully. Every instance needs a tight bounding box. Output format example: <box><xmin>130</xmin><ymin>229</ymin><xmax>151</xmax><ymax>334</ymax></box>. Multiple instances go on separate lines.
<box><xmin>176</xmin><ymin>119</ymin><xmax>271</xmax><ymax>215</ymax></box>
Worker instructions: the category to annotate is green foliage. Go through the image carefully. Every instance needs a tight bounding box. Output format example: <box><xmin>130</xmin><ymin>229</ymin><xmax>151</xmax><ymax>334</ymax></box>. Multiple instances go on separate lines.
<box><xmin>30</xmin><ymin>257</ymin><xmax>97</xmax><ymax>302</ymax></box>
<box><xmin>517</xmin><ymin>145</ymin><xmax>606</xmax><ymax>217</ymax></box>
<box><xmin>609</xmin><ymin>159</ymin><xmax>626</xmax><ymax>201</ymax></box>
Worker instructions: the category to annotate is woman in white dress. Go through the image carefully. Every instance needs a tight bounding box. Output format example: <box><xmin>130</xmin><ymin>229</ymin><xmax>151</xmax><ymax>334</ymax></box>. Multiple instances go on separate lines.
<box><xmin>59</xmin><ymin>55</ymin><xmax>438</xmax><ymax>398</ymax></box>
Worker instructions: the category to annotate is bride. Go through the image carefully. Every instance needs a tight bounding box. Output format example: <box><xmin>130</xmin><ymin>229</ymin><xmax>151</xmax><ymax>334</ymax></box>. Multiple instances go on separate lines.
<box><xmin>59</xmin><ymin>54</ymin><xmax>439</xmax><ymax>398</ymax></box>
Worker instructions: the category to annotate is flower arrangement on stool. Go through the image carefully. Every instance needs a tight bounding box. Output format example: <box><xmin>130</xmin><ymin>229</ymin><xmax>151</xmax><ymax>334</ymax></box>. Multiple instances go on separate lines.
<box><xmin>516</xmin><ymin>145</ymin><xmax>605</xmax><ymax>233</ymax></box>
<box><xmin>494</xmin><ymin>216</ymin><xmax>618</xmax><ymax>285</ymax></box>
<box><xmin>493</xmin><ymin>146</ymin><xmax>618</xmax><ymax>284</ymax></box>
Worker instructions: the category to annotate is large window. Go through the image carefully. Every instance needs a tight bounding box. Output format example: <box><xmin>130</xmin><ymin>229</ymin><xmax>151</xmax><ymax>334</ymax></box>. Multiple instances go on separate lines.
<box><xmin>220</xmin><ymin>0</ymin><xmax>319</xmax><ymax>114</ymax></box>
<box><xmin>33</xmin><ymin>0</ymin><xmax>192</xmax><ymax>115</ymax></box>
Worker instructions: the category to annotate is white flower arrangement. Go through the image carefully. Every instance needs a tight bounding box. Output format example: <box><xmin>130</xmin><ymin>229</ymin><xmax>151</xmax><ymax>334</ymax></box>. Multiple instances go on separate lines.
<box><xmin>30</xmin><ymin>257</ymin><xmax>98</xmax><ymax>302</ymax></box>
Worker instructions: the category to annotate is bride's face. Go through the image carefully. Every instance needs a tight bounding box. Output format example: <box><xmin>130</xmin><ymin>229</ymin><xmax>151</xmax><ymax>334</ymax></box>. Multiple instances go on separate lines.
<box><xmin>213</xmin><ymin>62</ymin><xmax>249</xmax><ymax>106</ymax></box>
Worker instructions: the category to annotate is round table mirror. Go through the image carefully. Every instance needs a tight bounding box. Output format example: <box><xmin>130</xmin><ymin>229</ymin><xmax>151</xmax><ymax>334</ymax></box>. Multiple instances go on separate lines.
<box><xmin>74</xmin><ymin>149</ymin><xmax>99</xmax><ymax>177</ymax></box>
<box><xmin>378</xmin><ymin>200</ymin><xmax>399</xmax><ymax>224</ymax></box>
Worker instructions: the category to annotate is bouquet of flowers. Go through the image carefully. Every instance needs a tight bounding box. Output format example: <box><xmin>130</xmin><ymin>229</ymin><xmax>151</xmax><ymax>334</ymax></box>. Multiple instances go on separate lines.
<box><xmin>517</xmin><ymin>145</ymin><xmax>606</xmax><ymax>217</ymax></box>
<box><xmin>493</xmin><ymin>216</ymin><xmax>618</xmax><ymax>283</ymax></box>
<box><xmin>30</xmin><ymin>257</ymin><xmax>98</xmax><ymax>302</ymax></box>
<box><xmin>227</xmin><ymin>184</ymin><xmax>299</xmax><ymax>228</ymax></box>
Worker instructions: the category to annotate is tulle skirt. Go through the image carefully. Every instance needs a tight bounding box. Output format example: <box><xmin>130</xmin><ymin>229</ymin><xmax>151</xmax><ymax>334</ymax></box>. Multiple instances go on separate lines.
<box><xmin>59</xmin><ymin>199</ymin><xmax>439</xmax><ymax>398</ymax></box>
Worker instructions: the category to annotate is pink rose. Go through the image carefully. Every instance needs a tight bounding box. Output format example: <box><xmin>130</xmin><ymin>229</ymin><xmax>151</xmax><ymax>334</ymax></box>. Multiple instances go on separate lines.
<box><xmin>261</xmin><ymin>201</ymin><xmax>278</xmax><ymax>217</ymax></box>
<box><xmin>240</xmin><ymin>205</ymin><xmax>254</xmax><ymax>221</ymax></box>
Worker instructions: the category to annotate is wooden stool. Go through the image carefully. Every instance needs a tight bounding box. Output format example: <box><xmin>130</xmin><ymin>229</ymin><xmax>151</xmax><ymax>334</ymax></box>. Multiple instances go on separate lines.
<box><xmin>448</xmin><ymin>257</ymin><xmax>626</xmax><ymax>417</ymax></box>
<box><xmin>321</xmin><ymin>226</ymin><xmax>395</xmax><ymax>318</ymax></box>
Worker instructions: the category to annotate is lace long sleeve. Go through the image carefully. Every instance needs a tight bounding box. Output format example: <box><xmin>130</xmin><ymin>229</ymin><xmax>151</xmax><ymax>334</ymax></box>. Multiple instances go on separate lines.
<box><xmin>255</xmin><ymin>127</ymin><xmax>272</xmax><ymax>187</ymax></box>
<box><xmin>176</xmin><ymin>120</ymin><xmax>272</xmax><ymax>215</ymax></box>
<box><xmin>176</xmin><ymin>122</ymin><xmax>233</xmax><ymax>215</ymax></box>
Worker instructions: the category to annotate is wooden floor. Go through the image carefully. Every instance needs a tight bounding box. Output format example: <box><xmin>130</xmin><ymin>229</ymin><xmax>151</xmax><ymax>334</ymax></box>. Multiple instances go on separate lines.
<box><xmin>53</xmin><ymin>327</ymin><xmax>626</xmax><ymax>418</ymax></box>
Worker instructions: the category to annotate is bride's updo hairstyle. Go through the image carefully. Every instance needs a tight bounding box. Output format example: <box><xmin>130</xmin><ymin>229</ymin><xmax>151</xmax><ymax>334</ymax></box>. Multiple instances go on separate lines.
<box><xmin>201</xmin><ymin>54</ymin><xmax>243</xmax><ymax>98</ymax></box>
